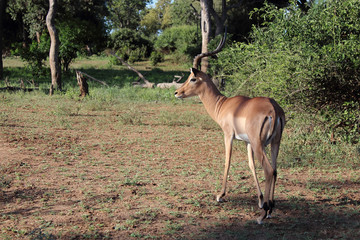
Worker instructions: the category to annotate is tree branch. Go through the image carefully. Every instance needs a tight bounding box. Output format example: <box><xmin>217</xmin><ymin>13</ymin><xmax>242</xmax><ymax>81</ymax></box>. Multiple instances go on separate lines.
<box><xmin>75</xmin><ymin>70</ymin><xmax>108</xmax><ymax>86</ymax></box>
<box><xmin>110</xmin><ymin>52</ymin><xmax>154</xmax><ymax>88</ymax></box>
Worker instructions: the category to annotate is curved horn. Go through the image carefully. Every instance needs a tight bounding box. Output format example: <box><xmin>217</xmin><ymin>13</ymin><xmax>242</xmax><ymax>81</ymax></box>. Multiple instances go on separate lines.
<box><xmin>193</xmin><ymin>27</ymin><xmax>227</xmax><ymax>69</ymax></box>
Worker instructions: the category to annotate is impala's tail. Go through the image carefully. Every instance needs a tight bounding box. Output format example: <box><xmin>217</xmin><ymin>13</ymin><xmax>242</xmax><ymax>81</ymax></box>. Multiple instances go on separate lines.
<box><xmin>267</xmin><ymin>99</ymin><xmax>285</xmax><ymax>144</ymax></box>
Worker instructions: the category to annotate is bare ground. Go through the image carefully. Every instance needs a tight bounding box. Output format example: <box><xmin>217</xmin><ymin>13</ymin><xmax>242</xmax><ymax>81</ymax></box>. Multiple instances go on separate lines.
<box><xmin>1</xmin><ymin>100</ymin><xmax>359</xmax><ymax>239</ymax></box>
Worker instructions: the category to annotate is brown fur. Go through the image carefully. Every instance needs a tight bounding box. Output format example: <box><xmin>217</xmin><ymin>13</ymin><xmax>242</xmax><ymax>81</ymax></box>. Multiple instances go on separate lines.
<box><xmin>175</xmin><ymin>68</ymin><xmax>285</xmax><ymax>224</ymax></box>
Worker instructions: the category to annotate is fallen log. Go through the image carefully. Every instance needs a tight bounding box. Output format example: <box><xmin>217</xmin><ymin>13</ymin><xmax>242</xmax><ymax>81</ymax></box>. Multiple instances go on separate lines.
<box><xmin>132</xmin><ymin>81</ymin><xmax>155</xmax><ymax>88</ymax></box>
<box><xmin>157</xmin><ymin>81</ymin><xmax>183</xmax><ymax>89</ymax></box>
<box><xmin>156</xmin><ymin>74</ymin><xmax>184</xmax><ymax>89</ymax></box>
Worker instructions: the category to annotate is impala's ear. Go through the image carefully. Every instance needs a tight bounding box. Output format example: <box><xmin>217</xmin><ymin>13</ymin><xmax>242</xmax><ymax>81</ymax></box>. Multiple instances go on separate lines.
<box><xmin>190</xmin><ymin>68</ymin><xmax>200</xmax><ymax>76</ymax></box>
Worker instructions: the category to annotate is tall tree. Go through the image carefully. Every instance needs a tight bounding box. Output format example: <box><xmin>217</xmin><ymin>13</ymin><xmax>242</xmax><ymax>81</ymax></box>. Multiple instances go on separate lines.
<box><xmin>5</xmin><ymin>0</ymin><xmax>108</xmax><ymax>77</ymax></box>
<box><xmin>209</xmin><ymin>0</ymin><xmax>227</xmax><ymax>36</ymax></box>
<box><xmin>108</xmin><ymin>0</ymin><xmax>149</xmax><ymax>30</ymax></box>
<box><xmin>170</xmin><ymin>0</ymin><xmax>199</xmax><ymax>26</ymax></box>
<box><xmin>46</xmin><ymin>0</ymin><xmax>61</xmax><ymax>94</ymax></box>
<box><xmin>198</xmin><ymin>0</ymin><xmax>291</xmax><ymax>72</ymax></box>
<box><xmin>141</xmin><ymin>0</ymin><xmax>172</xmax><ymax>34</ymax></box>
<box><xmin>200</xmin><ymin>0</ymin><xmax>212</xmax><ymax>73</ymax></box>
<box><xmin>7</xmin><ymin>0</ymin><xmax>48</xmax><ymax>42</ymax></box>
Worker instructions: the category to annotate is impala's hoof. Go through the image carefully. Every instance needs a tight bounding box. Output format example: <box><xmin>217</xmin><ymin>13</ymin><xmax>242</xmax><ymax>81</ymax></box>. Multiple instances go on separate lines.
<box><xmin>266</xmin><ymin>214</ymin><xmax>272</xmax><ymax>219</ymax></box>
<box><xmin>256</xmin><ymin>209</ymin><xmax>267</xmax><ymax>225</ymax></box>
<box><xmin>216</xmin><ymin>195</ymin><xmax>225</xmax><ymax>203</ymax></box>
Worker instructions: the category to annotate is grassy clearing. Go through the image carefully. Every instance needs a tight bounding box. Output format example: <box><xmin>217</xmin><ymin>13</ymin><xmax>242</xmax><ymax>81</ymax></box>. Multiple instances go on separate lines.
<box><xmin>0</xmin><ymin>57</ymin><xmax>359</xmax><ymax>239</ymax></box>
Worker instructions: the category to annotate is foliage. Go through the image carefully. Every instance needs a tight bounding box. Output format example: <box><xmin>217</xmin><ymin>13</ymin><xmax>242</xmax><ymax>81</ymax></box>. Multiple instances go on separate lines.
<box><xmin>140</xmin><ymin>0</ymin><xmax>172</xmax><ymax>34</ymax></box>
<box><xmin>107</xmin><ymin>0</ymin><xmax>149</xmax><ymax>30</ymax></box>
<box><xmin>57</xmin><ymin>20</ymin><xmax>83</xmax><ymax>72</ymax></box>
<box><xmin>58</xmin><ymin>18</ymin><xmax>107</xmax><ymax>71</ymax></box>
<box><xmin>170</xmin><ymin>0</ymin><xmax>199</xmax><ymax>26</ymax></box>
<box><xmin>11</xmin><ymin>33</ymin><xmax>50</xmax><ymax>76</ymax></box>
<box><xmin>150</xmin><ymin>51</ymin><xmax>165</xmax><ymax>66</ymax></box>
<box><xmin>11</xmin><ymin>17</ymin><xmax>107</xmax><ymax>74</ymax></box>
<box><xmin>212</xmin><ymin>0</ymin><xmax>360</xmax><ymax>143</ymax></box>
<box><xmin>154</xmin><ymin>25</ymin><xmax>200</xmax><ymax>61</ymax></box>
<box><xmin>4</xmin><ymin>0</ymin><xmax>108</xmax><ymax>78</ymax></box>
<box><xmin>109</xmin><ymin>28</ymin><xmax>152</xmax><ymax>64</ymax></box>
<box><xmin>6</xmin><ymin>0</ymin><xmax>48</xmax><ymax>39</ymax></box>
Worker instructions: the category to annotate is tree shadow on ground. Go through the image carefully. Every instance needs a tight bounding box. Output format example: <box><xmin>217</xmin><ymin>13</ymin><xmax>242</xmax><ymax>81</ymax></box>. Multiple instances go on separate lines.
<box><xmin>195</xmin><ymin>204</ymin><xmax>360</xmax><ymax>239</ymax></box>
<box><xmin>192</xmin><ymin>187</ymin><xmax>360</xmax><ymax>239</ymax></box>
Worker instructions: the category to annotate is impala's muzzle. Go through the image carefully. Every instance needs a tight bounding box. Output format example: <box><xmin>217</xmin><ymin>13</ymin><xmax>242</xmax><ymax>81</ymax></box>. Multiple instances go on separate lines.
<box><xmin>174</xmin><ymin>90</ymin><xmax>184</xmax><ymax>99</ymax></box>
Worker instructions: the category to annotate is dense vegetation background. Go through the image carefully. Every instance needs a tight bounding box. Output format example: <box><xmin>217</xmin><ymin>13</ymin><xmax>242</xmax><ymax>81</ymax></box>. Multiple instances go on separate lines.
<box><xmin>0</xmin><ymin>0</ymin><xmax>359</xmax><ymax>143</ymax></box>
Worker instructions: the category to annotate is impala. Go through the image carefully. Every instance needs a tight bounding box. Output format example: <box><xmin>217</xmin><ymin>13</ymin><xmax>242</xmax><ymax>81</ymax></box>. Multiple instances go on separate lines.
<box><xmin>174</xmin><ymin>34</ymin><xmax>285</xmax><ymax>224</ymax></box>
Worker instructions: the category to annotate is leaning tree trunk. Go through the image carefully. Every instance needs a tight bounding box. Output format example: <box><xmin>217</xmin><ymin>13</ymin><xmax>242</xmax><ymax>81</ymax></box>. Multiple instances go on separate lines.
<box><xmin>111</xmin><ymin>52</ymin><xmax>154</xmax><ymax>88</ymax></box>
<box><xmin>46</xmin><ymin>0</ymin><xmax>61</xmax><ymax>95</ymax></box>
<box><xmin>200</xmin><ymin>0</ymin><xmax>212</xmax><ymax>73</ymax></box>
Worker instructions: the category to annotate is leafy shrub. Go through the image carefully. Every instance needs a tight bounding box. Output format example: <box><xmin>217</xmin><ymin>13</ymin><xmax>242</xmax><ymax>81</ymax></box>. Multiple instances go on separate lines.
<box><xmin>11</xmin><ymin>33</ymin><xmax>50</xmax><ymax>77</ymax></box>
<box><xmin>154</xmin><ymin>25</ymin><xmax>200</xmax><ymax>59</ymax></box>
<box><xmin>109</xmin><ymin>28</ymin><xmax>152</xmax><ymax>64</ymax></box>
<box><xmin>150</xmin><ymin>51</ymin><xmax>164</xmax><ymax>66</ymax></box>
<box><xmin>212</xmin><ymin>0</ymin><xmax>360</xmax><ymax>143</ymax></box>
<box><xmin>58</xmin><ymin>18</ymin><xmax>107</xmax><ymax>71</ymax></box>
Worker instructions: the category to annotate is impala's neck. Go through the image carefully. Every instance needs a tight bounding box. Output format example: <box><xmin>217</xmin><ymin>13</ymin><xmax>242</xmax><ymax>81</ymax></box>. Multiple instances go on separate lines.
<box><xmin>198</xmin><ymin>81</ymin><xmax>227</xmax><ymax>123</ymax></box>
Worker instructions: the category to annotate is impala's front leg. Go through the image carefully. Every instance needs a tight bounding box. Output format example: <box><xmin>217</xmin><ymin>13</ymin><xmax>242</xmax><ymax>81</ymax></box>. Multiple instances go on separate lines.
<box><xmin>216</xmin><ymin>133</ymin><xmax>233</xmax><ymax>202</ymax></box>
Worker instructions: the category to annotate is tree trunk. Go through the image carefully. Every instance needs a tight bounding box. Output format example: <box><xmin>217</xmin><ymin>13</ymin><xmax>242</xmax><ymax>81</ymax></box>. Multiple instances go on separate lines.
<box><xmin>76</xmin><ymin>71</ymin><xmax>89</xmax><ymax>97</ymax></box>
<box><xmin>0</xmin><ymin>0</ymin><xmax>6</xmax><ymax>80</ymax></box>
<box><xmin>212</xmin><ymin>0</ymin><xmax>227</xmax><ymax>36</ymax></box>
<box><xmin>36</xmin><ymin>31</ymin><xmax>41</xmax><ymax>43</ymax></box>
<box><xmin>46</xmin><ymin>0</ymin><xmax>61</xmax><ymax>95</ymax></box>
<box><xmin>200</xmin><ymin>0</ymin><xmax>212</xmax><ymax>73</ymax></box>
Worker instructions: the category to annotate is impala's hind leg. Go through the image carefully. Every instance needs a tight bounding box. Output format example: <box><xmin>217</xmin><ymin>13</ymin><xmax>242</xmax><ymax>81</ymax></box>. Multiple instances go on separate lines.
<box><xmin>268</xmin><ymin>120</ymin><xmax>283</xmax><ymax>218</ymax></box>
<box><xmin>267</xmin><ymin>140</ymin><xmax>279</xmax><ymax>218</ymax></box>
<box><xmin>247</xmin><ymin>143</ymin><xmax>263</xmax><ymax>208</ymax></box>
<box><xmin>251</xmin><ymin>140</ymin><xmax>275</xmax><ymax>224</ymax></box>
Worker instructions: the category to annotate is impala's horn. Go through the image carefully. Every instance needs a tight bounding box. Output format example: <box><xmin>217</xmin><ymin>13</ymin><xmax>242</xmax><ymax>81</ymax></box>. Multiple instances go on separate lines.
<box><xmin>193</xmin><ymin>27</ymin><xmax>227</xmax><ymax>69</ymax></box>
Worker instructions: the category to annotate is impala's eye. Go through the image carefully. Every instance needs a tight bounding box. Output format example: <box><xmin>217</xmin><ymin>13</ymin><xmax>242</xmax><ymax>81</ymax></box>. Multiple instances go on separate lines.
<box><xmin>190</xmin><ymin>78</ymin><xmax>197</xmax><ymax>82</ymax></box>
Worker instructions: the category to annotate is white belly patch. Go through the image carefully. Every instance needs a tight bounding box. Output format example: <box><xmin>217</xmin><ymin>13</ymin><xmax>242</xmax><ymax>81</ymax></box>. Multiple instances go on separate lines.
<box><xmin>235</xmin><ymin>133</ymin><xmax>250</xmax><ymax>142</ymax></box>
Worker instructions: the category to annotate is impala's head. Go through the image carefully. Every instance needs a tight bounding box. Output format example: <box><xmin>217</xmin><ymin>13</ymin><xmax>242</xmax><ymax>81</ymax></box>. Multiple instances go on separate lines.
<box><xmin>174</xmin><ymin>68</ymin><xmax>210</xmax><ymax>99</ymax></box>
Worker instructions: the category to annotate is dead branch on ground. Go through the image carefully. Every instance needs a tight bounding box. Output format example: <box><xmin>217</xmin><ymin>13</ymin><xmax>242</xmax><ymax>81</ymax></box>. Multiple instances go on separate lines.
<box><xmin>157</xmin><ymin>74</ymin><xmax>184</xmax><ymax>89</ymax></box>
<box><xmin>110</xmin><ymin>52</ymin><xmax>154</xmax><ymax>88</ymax></box>
<box><xmin>75</xmin><ymin>70</ymin><xmax>108</xmax><ymax>86</ymax></box>
<box><xmin>0</xmin><ymin>77</ymin><xmax>39</xmax><ymax>92</ymax></box>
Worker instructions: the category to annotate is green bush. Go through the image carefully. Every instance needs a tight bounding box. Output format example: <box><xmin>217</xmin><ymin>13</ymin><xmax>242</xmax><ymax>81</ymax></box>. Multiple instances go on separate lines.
<box><xmin>150</xmin><ymin>51</ymin><xmax>165</xmax><ymax>66</ymax></box>
<box><xmin>58</xmin><ymin>18</ymin><xmax>107</xmax><ymax>71</ymax></box>
<box><xmin>11</xmin><ymin>33</ymin><xmax>50</xmax><ymax>77</ymax></box>
<box><xmin>154</xmin><ymin>25</ymin><xmax>200</xmax><ymax>59</ymax></box>
<box><xmin>212</xmin><ymin>0</ymin><xmax>360</xmax><ymax>143</ymax></box>
<box><xmin>109</xmin><ymin>28</ymin><xmax>152</xmax><ymax>64</ymax></box>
